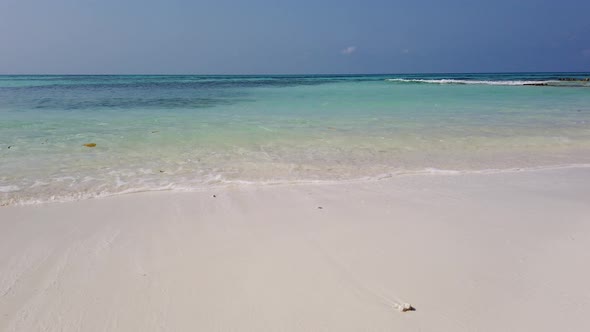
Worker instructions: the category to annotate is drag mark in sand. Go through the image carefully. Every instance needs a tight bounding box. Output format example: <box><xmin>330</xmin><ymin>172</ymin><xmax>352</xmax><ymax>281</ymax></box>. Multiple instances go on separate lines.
<box><xmin>304</xmin><ymin>236</ymin><xmax>414</xmax><ymax>313</ymax></box>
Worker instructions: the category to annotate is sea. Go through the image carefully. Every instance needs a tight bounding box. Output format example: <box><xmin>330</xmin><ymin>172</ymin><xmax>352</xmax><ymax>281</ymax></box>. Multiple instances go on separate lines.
<box><xmin>1</xmin><ymin>73</ymin><xmax>590</xmax><ymax>205</ymax></box>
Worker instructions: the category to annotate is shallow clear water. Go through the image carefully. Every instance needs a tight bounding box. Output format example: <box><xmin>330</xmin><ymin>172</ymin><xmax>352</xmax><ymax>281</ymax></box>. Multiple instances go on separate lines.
<box><xmin>1</xmin><ymin>73</ymin><xmax>590</xmax><ymax>205</ymax></box>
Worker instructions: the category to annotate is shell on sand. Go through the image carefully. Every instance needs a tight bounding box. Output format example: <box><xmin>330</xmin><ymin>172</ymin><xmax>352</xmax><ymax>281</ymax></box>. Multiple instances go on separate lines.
<box><xmin>397</xmin><ymin>303</ymin><xmax>415</xmax><ymax>312</ymax></box>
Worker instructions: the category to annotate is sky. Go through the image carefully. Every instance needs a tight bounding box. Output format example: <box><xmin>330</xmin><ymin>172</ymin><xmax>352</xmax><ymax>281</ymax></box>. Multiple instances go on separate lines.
<box><xmin>0</xmin><ymin>0</ymin><xmax>589</xmax><ymax>74</ymax></box>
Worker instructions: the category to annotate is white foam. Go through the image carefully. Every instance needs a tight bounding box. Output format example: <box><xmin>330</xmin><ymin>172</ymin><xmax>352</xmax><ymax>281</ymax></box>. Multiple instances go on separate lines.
<box><xmin>386</xmin><ymin>78</ymin><xmax>558</xmax><ymax>86</ymax></box>
<box><xmin>3</xmin><ymin>163</ymin><xmax>590</xmax><ymax>207</ymax></box>
<box><xmin>0</xmin><ymin>185</ymin><xmax>20</xmax><ymax>193</ymax></box>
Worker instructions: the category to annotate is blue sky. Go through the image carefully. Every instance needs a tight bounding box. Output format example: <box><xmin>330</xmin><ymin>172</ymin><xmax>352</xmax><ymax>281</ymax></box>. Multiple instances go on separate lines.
<box><xmin>0</xmin><ymin>0</ymin><xmax>589</xmax><ymax>74</ymax></box>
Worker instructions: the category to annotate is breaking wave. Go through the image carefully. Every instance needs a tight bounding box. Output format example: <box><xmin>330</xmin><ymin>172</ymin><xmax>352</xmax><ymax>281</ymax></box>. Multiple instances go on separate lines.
<box><xmin>386</xmin><ymin>78</ymin><xmax>589</xmax><ymax>87</ymax></box>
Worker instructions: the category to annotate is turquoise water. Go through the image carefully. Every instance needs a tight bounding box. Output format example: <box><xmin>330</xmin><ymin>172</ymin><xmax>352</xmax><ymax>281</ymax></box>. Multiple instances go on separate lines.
<box><xmin>1</xmin><ymin>73</ymin><xmax>590</xmax><ymax>205</ymax></box>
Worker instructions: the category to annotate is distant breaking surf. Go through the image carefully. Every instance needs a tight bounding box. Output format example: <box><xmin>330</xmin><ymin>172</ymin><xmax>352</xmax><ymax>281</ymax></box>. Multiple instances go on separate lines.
<box><xmin>386</xmin><ymin>78</ymin><xmax>589</xmax><ymax>86</ymax></box>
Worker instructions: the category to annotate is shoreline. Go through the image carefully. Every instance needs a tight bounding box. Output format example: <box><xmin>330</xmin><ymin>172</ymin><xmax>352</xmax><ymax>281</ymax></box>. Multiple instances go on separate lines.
<box><xmin>4</xmin><ymin>162</ymin><xmax>590</xmax><ymax>207</ymax></box>
<box><xmin>2</xmin><ymin>167</ymin><xmax>590</xmax><ymax>331</ymax></box>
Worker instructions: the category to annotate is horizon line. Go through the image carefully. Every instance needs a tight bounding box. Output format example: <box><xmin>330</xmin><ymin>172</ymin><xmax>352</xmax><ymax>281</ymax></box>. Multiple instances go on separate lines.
<box><xmin>1</xmin><ymin>71</ymin><xmax>590</xmax><ymax>77</ymax></box>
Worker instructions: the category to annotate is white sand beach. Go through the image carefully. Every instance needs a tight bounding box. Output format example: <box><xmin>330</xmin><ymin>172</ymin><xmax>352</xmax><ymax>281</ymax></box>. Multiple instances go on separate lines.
<box><xmin>1</xmin><ymin>167</ymin><xmax>589</xmax><ymax>331</ymax></box>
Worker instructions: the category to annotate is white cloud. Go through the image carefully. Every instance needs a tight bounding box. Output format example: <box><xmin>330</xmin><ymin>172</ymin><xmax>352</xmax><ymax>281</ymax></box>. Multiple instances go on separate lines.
<box><xmin>341</xmin><ymin>46</ymin><xmax>357</xmax><ymax>55</ymax></box>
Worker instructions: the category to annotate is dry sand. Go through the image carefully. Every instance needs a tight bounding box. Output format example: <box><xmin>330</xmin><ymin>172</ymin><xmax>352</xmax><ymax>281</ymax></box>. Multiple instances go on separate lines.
<box><xmin>1</xmin><ymin>167</ymin><xmax>589</xmax><ymax>331</ymax></box>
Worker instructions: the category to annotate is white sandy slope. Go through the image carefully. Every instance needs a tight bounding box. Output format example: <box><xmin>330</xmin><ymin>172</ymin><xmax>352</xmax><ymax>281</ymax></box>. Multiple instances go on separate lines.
<box><xmin>1</xmin><ymin>167</ymin><xmax>589</xmax><ymax>331</ymax></box>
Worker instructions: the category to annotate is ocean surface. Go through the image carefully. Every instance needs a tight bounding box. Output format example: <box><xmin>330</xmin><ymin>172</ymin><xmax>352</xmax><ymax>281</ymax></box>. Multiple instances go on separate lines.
<box><xmin>1</xmin><ymin>73</ymin><xmax>590</xmax><ymax>205</ymax></box>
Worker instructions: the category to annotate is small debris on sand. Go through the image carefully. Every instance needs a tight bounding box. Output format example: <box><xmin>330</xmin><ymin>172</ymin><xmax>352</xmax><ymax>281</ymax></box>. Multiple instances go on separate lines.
<box><xmin>7</xmin><ymin>146</ymin><xmax>11</xmax><ymax>149</ymax></box>
<box><xmin>318</xmin><ymin>206</ymin><xmax>323</xmax><ymax>209</ymax></box>
<box><xmin>151</xmin><ymin>131</ymin><xmax>159</xmax><ymax>133</ymax></box>
<box><xmin>83</xmin><ymin>143</ymin><xmax>97</xmax><ymax>148</ymax></box>
<box><xmin>159</xmin><ymin>170</ymin><xmax>164</xmax><ymax>173</ymax></box>
<box><xmin>396</xmin><ymin>303</ymin><xmax>415</xmax><ymax>312</ymax></box>
<box><xmin>213</xmin><ymin>195</ymin><xmax>217</xmax><ymax>198</ymax></box>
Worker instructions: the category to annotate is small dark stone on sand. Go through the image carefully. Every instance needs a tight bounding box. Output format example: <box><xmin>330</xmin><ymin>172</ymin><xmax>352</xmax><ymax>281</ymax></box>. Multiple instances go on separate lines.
<box><xmin>318</xmin><ymin>206</ymin><xmax>323</xmax><ymax>209</ymax></box>
<box><xmin>213</xmin><ymin>195</ymin><xmax>217</xmax><ymax>198</ymax></box>
<box><xmin>7</xmin><ymin>146</ymin><xmax>11</xmax><ymax>149</ymax></box>
<box><xmin>159</xmin><ymin>170</ymin><xmax>164</xmax><ymax>173</ymax></box>
<box><xmin>151</xmin><ymin>131</ymin><xmax>159</xmax><ymax>133</ymax></box>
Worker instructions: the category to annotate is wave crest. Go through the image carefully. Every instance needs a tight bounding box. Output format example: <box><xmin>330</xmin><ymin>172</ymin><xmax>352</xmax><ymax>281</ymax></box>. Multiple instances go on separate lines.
<box><xmin>386</xmin><ymin>78</ymin><xmax>590</xmax><ymax>87</ymax></box>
